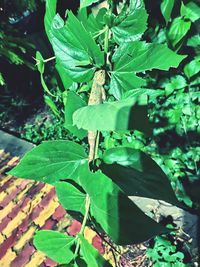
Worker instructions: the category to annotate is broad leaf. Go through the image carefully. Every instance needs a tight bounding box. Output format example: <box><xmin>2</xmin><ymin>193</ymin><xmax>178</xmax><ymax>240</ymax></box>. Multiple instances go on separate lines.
<box><xmin>111</xmin><ymin>0</ymin><xmax>148</xmax><ymax>44</ymax></box>
<box><xmin>101</xmin><ymin>147</ymin><xmax>184</xmax><ymax>208</ymax></box>
<box><xmin>44</xmin><ymin>0</ymin><xmax>57</xmax><ymax>41</ymax></box>
<box><xmin>79</xmin><ymin>234</ymin><xmax>111</xmax><ymax>267</ymax></box>
<box><xmin>44</xmin><ymin>0</ymin><xmax>73</xmax><ymax>89</ymax></box>
<box><xmin>187</xmin><ymin>35</ymin><xmax>200</xmax><ymax>47</ymax></box>
<box><xmin>55</xmin><ymin>182</ymin><xmax>86</xmax><ymax>214</ymax></box>
<box><xmin>50</xmin><ymin>12</ymin><xmax>104</xmax><ymax>82</ymax></box>
<box><xmin>123</xmin><ymin>88</ymin><xmax>165</xmax><ymax>100</ymax></box>
<box><xmin>55</xmin><ymin>62</ymin><xmax>73</xmax><ymax>89</ymax></box>
<box><xmin>184</xmin><ymin>58</ymin><xmax>200</xmax><ymax>79</ymax></box>
<box><xmin>73</xmin><ymin>95</ymin><xmax>153</xmax><ymax>136</ymax></box>
<box><xmin>33</xmin><ymin>230</ymin><xmax>75</xmax><ymax>264</ymax></box>
<box><xmin>80</xmin><ymin>0</ymin><xmax>99</xmax><ymax>9</ymax></box>
<box><xmin>160</xmin><ymin>0</ymin><xmax>174</xmax><ymax>23</ymax></box>
<box><xmin>181</xmin><ymin>2</ymin><xmax>200</xmax><ymax>23</ymax></box>
<box><xmin>64</xmin><ymin>91</ymin><xmax>87</xmax><ymax>139</ymax></box>
<box><xmin>110</xmin><ymin>41</ymin><xmax>186</xmax><ymax>99</ymax></box>
<box><xmin>8</xmin><ymin>141</ymin><xmax>88</xmax><ymax>184</ymax></box>
<box><xmin>167</xmin><ymin>17</ymin><xmax>191</xmax><ymax>47</ymax></box>
<box><xmin>78</xmin><ymin>8</ymin><xmax>106</xmax><ymax>38</ymax></box>
<box><xmin>165</xmin><ymin>75</ymin><xmax>186</xmax><ymax>95</ymax></box>
<box><xmin>79</xmin><ymin>168</ymin><xmax>169</xmax><ymax>245</ymax></box>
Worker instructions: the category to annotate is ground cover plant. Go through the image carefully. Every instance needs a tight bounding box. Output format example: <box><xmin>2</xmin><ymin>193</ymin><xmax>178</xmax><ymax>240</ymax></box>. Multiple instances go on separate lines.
<box><xmin>8</xmin><ymin>0</ymin><xmax>200</xmax><ymax>266</ymax></box>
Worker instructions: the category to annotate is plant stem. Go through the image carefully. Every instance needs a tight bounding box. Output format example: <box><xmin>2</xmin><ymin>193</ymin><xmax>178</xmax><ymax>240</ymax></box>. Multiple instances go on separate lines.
<box><xmin>74</xmin><ymin>194</ymin><xmax>90</xmax><ymax>257</ymax></box>
<box><xmin>104</xmin><ymin>25</ymin><xmax>109</xmax><ymax>55</ymax></box>
<box><xmin>43</xmin><ymin>56</ymin><xmax>56</xmax><ymax>63</ymax></box>
<box><xmin>80</xmin><ymin>194</ymin><xmax>90</xmax><ymax>234</ymax></box>
<box><xmin>94</xmin><ymin>131</ymin><xmax>100</xmax><ymax>160</ymax></box>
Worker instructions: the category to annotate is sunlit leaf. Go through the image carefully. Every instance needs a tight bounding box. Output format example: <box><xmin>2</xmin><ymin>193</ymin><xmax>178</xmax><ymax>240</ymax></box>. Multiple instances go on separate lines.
<box><xmin>80</xmin><ymin>0</ymin><xmax>99</xmax><ymax>9</ymax></box>
<box><xmin>34</xmin><ymin>230</ymin><xmax>75</xmax><ymax>264</ymax></box>
<box><xmin>50</xmin><ymin>12</ymin><xmax>104</xmax><ymax>82</ymax></box>
<box><xmin>79</xmin><ymin>234</ymin><xmax>111</xmax><ymax>266</ymax></box>
<box><xmin>167</xmin><ymin>17</ymin><xmax>191</xmax><ymax>47</ymax></box>
<box><xmin>111</xmin><ymin>0</ymin><xmax>148</xmax><ymax>44</ymax></box>
<box><xmin>55</xmin><ymin>182</ymin><xmax>86</xmax><ymax>214</ymax></box>
<box><xmin>8</xmin><ymin>141</ymin><xmax>88</xmax><ymax>184</ymax></box>
<box><xmin>110</xmin><ymin>41</ymin><xmax>186</xmax><ymax>99</ymax></box>
<box><xmin>73</xmin><ymin>96</ymin><xmax>152</xmax><ymax>136</ymax></box>
<box><xmin>181</xmin><ymin>2</ymin><xmax>200</xmax><ymax>22</ymax></box>
<box><xmin>64</xmin><ymin>91</ymin><xmax>87</xmax><ymax>139</ymax></box>
<box><xmin>161</xmin><ymin>0</ymin><xmax>174</xmax><ymax>23</ymax></box>
<box><xmin>184</xmin><ymin>58</ymin><xmax>200</xmax><ymax>79</ymax></box>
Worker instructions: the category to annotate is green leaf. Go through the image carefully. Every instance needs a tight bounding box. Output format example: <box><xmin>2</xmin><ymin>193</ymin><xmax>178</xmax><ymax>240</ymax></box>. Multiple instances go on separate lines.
<box><xmin>55</xmin><ymin>62</ymin><xmax>73</xmax><ymax>89</ymax></box>
<box><xmin>55</xmin><ymin>182</ymin><xmax>86</xmax><ymax>214</ymax></box>
<box><xmin>165</xmin><ymin>75</ymin><xmax>186</xmax><ymax>95</ymax></box>
<box><xmin>79</xmin><ymin>234</ymin><xmax>111</xmax><ymax>267</ymax></box>
<box><xmin>35</xmin><ymin>52</ymin><xmax>55</xmax><ymax>97</ymax></box>
<box><xmin>123</xmin><ymin>88</ymin><xmax>165</xmax><ymax>100</ymax></box>
<box><xmin>161</xmin><ymin>0</ymin><xmax>174</xmax><ymax>23</ymax></box>
<box><xmin>184</xmin><ymin>58</ymin><xmax>200</xmax><ymax>79</ymax></box>
<box><xmin>187</xmin><ymin>35</ymin><xmax>200</xmax><ymax>47</ymax></box>
<box><xmin>111</xmin><ymin>41</ymin><xmax>186</xmax><ymax>99</ymax></box>
<box><xmin>103</xmin><ymin>147</ymin><xmax>144</xmax><ymax>166</ymax></box>
<box><xmin>78</xmin><ymin>7</ymin><xmax>106</xmax><ymax>38</ymax></box>
<box><xmin>181</xmin><ymin>2</ymin><xmax>200</xmax><ymax>23</ymax></box>
<box><xmin>64</xmin><ymin>91</ymin><xmax>87</xmax><ymax>139</ymax></box>
<box><xmin>79</xmin><ymin>168</ymin><xmax>169</xmax><ymax>245</ymax></box>
<box><xmin>50</xmin><ymin>12</ymin><xmax>104</xmax><ymax>82</ymax></box>
<box><xmin>73</xmin><ymin>96</ymin><xmax>153</xmax><ymax>136</ymax></box>
<box><xmin>35</xmin><ymin>51</ymin><xmax>44</xmax><ymax>73</ymax></box>
<box><xmin>44</xmin><ymin>0</ymin><xmax>57</xmax><ymax>41</ymax></box>
<box><xmin>0</xmin><ymin>72</ymin><xmax>5</xmax><ymax>86</ymax></box>
<box><xmin>167</xmin><ymin>17</ymin><xmax>191</xmax><ymax>47</ymax></box>
<box><xmin>8</xmin><ymin>141</ymin><xmax>88</xmax><ymax>184</ymax></box>
<box><xmin>101</xmin><ymin>147</ymin><xmax>184</xmax><ymax>208</ymax></box>
<box><xmin>33</xmin><ymin>230</ymin><xmax>75</xmax><ymax>264</ymax></box>
<box><xmin>44</xmin><ymin>0</ymin><xmax>73</xmax><ymax>89</ymax></box>
<box><xmin>111</xmin><ymin>0</ymin><xmax>148</xmax><ymax>44</ymax></box>
<box><xmin>80</xmin><ymin>0</ymin><xmax>99</xmax><ymax>9</ymax></box>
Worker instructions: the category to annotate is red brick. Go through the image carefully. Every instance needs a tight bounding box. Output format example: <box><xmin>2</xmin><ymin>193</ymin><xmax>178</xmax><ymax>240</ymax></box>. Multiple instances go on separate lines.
<box><xmin>41</xmin><ymin>218</ymin><xmax>56</xmax><ymax>230</ymax></box>
<box><xmin>52</xmin><ymin>205</ymin><xmax>66</xmax><ymax>221</ymax></box>
<box><xmin>92</xmin><ymin>235</ymin><xmax>105</xmax><ymax>254</ymax></box>
<box><xmin>0</xmin><ymin>216</ymin><xmax>11</xmax><ymax>232</ymax></box>
<box><xmin>44</xmin><ymin>257</ymin><xmax>57</xmax><ymax>267</ymax></box>
<box><xmin>17</xmin><ymin>217</ymin><xmax>30</xmax><ymax>234</ymax></box>
<box><xmin>25</xmin><ymin>182</ymin><xmax>45</xmax><ymax>198</ymax></box>
<box><xmin>0</xmin><ymin>177</ymin><xmax>15</xmax><ymax>193</ymax></box>
<box><xmin>0</xmin><ymin>197</ymin><xmax>30</xmax><ymax>232</ymax></box>
<box><xmin>67</xmin><ymin>220</ymin><xmax>81</xmax><ymax>236</ymax></box>
<box><xmin>0</xmin><ymin>158</ymin><xmax>12</xmax><ymax>169</ymax></box>
<box><xmin>30</xmin><ymin>205</ymin><xmax>43</xmax><ymax>220</ymax></box>
<box><xmin>38</xmin><ymin>188</ymin><xmax>55</xmax><ymax>208</ymax></box>
<box><xmin>0</xmin><ymin>229</ymin><xmax>18</xmax><ymax>259</ymax></box>
<box><xmin>10</xmin><ymin>243</ymin><xmax>35</xmax><ymax>267</ymax></box>
<box><xmin>30</xmin><ymin>188</ymin><xmax>55</xmax><ymax>221</ymax></box>
<box><xmin>0</xmin><ymin>181</ymin><xmax>32</xmax><ymax>209</ymax></box>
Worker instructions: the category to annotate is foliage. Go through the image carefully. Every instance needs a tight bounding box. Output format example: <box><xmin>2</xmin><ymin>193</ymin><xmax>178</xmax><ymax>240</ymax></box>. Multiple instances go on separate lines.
<box><xmin>144</xmin><ymin>0</ymin><xmax>200</xmax><ymax>207</ymax></box>
<box><xmin>147</xmin><ymin>225</ymin><xmax>190</xmax><ymax>267</ymax></box>
<box><xmin>8</xmin><ymin>0</ymin><xmax>199</xmax><ymax>266</ymax></box>
<box><xmin>147</xmin><ymin>236</ymin><xmax>185</xmax><ymax>267</ymax></box>
<box><xmin>21</xmin><ymin>115</ymin><xmax>69</xmax><ymax>144</ymax></box>
<box><xmin>0</xmin><ymin>0</ymin><xmax>39</xmax><ymax>84</ymax></box>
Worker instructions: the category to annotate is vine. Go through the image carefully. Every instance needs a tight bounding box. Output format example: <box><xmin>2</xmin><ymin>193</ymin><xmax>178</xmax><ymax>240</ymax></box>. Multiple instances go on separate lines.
<box><xmin>8</xmin><ymin>0</ymin><xmax>199</xmax><ymax>266</ymax></box>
